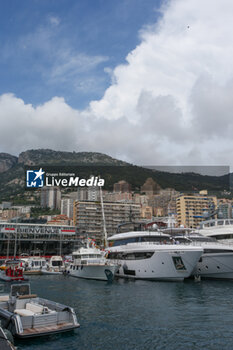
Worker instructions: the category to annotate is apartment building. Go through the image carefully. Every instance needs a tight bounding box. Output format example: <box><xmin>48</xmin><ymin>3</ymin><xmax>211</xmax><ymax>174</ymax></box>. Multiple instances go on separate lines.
<box><xmin>73</xmin><ymin>201</ymin><xmax>140</xmax><ymax>243</ymax></box>
<box><xmin>61</xmin><ymin>198</ymin><xmax>74</xmax><ymax>219</ymax></box>
<box><xmin>41</xmin><ymin>187</ymin><xmax>61</xmax><ymax>210</ymax></box>
<box><xmin>176</xmin><ymin>191</ymin><xmax>217</xmax><ymax>228</ymax></box>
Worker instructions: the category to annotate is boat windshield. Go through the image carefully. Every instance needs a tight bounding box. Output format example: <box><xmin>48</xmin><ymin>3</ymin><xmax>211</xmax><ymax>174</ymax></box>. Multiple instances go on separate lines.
<box><xmin>11</xmin><ymin>284</ymin><xmax>30</xmax><ymax>297</ymax></box>
<box><xmin>190</xmin><ymin>236</ymin><xmax>217</xmax><ymax>242</ymax></box>
<box><xmin>32</xmin><ymin>260</ymin><xmax>46</xmax><ymax>267</ymax></box>
<box><xmin>73</xmin><ymin>255</ymin><xmax>81</xmax><ymax>259</ymax></box>
<box><xmin>52</xmin><ymin>261</ymin><xmax>63</xmax><ymax>266</ymax></box>
<box><xmin>74</xmin><ymin>254</ymin><xmax>102</xmax><ymax>259</ymax></box>
<box><xmin>109</xmin><ymin>236</ymin><xmax>168</xmax><ymax>247</ymax></box>
<box><xmin>212</xmin><ymin>234</ymin><xmax>233</xmax><ymax>240</ymax></box>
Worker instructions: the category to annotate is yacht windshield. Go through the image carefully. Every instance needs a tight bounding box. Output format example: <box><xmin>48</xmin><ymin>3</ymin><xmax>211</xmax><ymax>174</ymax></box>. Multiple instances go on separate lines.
<box><xmin>190</xmin><ymin>237</ymin><xmax>217</xmax><ymax>242</ymax></box>
<box><xmin>212</xmin><ymin>234</ymin><xmax>233</xmax><ymax>240</ymax></box>
<box><xmin>52</xmin><ymin>261</ymin><xmax>63</xmax><ymax>266</ymax></box>
<box><xmin>109</xmin><ymin>236</ymin><xmax>168</xmax><ymax>247</ymax></box>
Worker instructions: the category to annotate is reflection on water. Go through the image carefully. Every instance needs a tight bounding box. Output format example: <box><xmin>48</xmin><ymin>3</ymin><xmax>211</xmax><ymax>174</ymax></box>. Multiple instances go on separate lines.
<box><xmin>9</xmin><ymin>276</ymin><xmax>233</xmax><ymax>350</ymax></box>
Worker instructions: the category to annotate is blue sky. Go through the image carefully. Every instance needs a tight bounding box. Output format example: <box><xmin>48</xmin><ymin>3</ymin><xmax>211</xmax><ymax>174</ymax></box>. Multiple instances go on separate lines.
<box><xmin>0</xmin><ymin>0</ymin><xmax>162</xmax><ymax>109</ymax></box>
<box><xmin>0</xmin><ymin>0</ymin><xmax>232</xmax><ymax>168</ymax></box>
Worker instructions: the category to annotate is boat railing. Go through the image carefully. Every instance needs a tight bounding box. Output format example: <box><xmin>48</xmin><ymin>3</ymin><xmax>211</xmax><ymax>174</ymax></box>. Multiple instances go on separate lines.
<box><xmin>116</xmin><ymin>241</ymin><xmax>184</xmax><ymax>246</ymax></box>
<box><xmin>113</xmin><ymin>239</ymin><xmax>226</xmax><ymax>247</ymax></box>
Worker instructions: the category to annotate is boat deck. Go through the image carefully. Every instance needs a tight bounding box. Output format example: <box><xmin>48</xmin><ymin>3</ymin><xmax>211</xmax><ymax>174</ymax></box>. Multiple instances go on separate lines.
<box><xmin>18</xmin><ymin>322</ymin><xmax>79</xmax><ymax>338</ymax></box>
<box><xmin>24</xmin><ymin>270</ymin><xmax>42</xmax><ymax>275</ymax></box>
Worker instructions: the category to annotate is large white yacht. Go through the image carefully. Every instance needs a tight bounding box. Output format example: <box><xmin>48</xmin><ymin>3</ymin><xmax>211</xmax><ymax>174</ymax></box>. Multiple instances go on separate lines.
<box><xmin>67</xmin><ymin>240</ymin><xmax>119</xmax><ymax>281</ymax></box>
<box><xmin>172</xmin><ymin>233</ymin><xmax>233</xmax><ymax>279</ymax></box>
<box><xmin>106</xmin><ymin>231</ymin><xmax>203</xmax><ymax>281</ymax></box>
<box><xmin>198</xmin><ymin>219</ymin><xmax>233</xmax><ymax>244</ymax></box>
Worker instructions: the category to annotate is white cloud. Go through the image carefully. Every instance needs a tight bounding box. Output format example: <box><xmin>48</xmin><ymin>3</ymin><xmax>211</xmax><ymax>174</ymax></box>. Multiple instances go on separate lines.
<box><xmin>1</xmin><ymin>0</ymin><xmax>233</xmax><ymax>168</ymax></box>
<box><xmin>0</xmin><ymin>94</ymin><xmax>79</xmax><ymax>154</ymax></box>
<box><xmin>48</xmin><ymin>16</ymin><xmax>60</xmax><ymax>26</ymax></box>
<box><xmin>49</xmin><ymin>51</ymin><xmax>108</xmax><ymax>86</ymax></box>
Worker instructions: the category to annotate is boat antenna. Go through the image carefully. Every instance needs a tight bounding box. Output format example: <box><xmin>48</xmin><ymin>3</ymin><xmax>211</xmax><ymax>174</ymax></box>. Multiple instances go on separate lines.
<box><xmin>129</xmin><ymin>206</ymin><xmax>133</xmax><ymax>222</ymax></box>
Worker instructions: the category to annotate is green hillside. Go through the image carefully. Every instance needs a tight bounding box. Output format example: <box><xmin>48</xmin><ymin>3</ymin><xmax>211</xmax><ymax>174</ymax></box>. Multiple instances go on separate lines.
<box><xmin>0</xmin><ymin>149</ymin><xmax>230</xmax><ymax>203</ymax></box>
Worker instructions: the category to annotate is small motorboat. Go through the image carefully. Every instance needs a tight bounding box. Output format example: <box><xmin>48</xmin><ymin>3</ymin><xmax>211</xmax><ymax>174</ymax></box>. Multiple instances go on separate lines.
<box><xmin>0</xmin><ymin>283</ymin><xmax>80</xmax><ymax>338</ymax></box>
<box><xmin>22</xmin><ymin>257</ymin><xmax>47</xmax><ymax>275</ymax></box>
<box><xmin>0</xmin><ymin>260</ymin><xmax>28</xmax><ymax>282</ymax></box>
<box><xmin>41</xmin><ymin>256</ymin><xmax>65</xmax><ymax>275</ymax></box>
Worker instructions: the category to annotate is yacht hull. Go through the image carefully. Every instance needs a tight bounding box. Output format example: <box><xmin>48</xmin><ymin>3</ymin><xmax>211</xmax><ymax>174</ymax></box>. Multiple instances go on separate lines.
<box><xmin>109</xmin><ymin>247</ymin><xmax>203</xmax><ymax>281</ymax></box>
<box><xmin>68</xmin><ymin>264</ymin><xmax>119</xmax><ymax>281</ymax></box>
<box><xmin>16</xmin><ymin>323</ymin><xmax>79</xmax><ymax>339</ymax></box>
<box><xmin>41</xmin><ymin>269</ymin><xmax>63</xmax><ymax>275</ymax></box>
<box><xmin>192</xmin><ymin>252</ymin><xmax>233</xmax><ymax>279</ymax></box>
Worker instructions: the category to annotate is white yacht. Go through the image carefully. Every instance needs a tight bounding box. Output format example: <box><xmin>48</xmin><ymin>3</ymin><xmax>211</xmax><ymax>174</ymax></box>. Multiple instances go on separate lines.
<box><xmin>198</xmin><ymin>219</ymin><xmax>233</xmax><ymax>244</ymax></box>
<box><xmin>42</xmin><ymin>256</ymin><xmax>65</xmax><ymax>275</ymax></box>
<box><xmin>67</xmin><ymin>240</ymin><xmax>119</xmax><ymax>281</ymax></box>
<box><xmin>173</xmin><ymin>233</ymin><xmax>233</xmax><ymax>279</ymax></box>
<box><xmin>22</xmin><ymin>257</ymin><xmax>47</xmax><ymax>274</ymax></box>
<box><xmin>106</xmin><ymin>231</ymin><xmax>203</xmax><ymax>281</ymax></box>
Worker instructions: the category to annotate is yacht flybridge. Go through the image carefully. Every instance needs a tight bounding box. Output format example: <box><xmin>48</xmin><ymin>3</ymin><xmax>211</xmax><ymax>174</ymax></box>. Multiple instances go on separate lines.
<box><xmin>107</xmin><ymin>231</ymin><xmax>203</xmax><ymax>281</ymax></box>
<box><xmin>198</xmin><ymin>219</ymin><xmax>233</xmax><ymax>244</ymax></box>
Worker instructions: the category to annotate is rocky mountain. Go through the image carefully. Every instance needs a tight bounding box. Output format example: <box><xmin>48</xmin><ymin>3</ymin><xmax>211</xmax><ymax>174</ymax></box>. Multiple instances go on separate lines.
<box><xmin>0</xmin><ymin>149</ymin><xmax>130</xmax><ymax>203</ymax></box>
<box><xmin>0</xmin><ymin>153</ymin><xmax>18</xmax><ymax>173</ymax></box>
<box><xmin>0</xmin><ymin>148</ymin><xmax>230</xmax><ymax>203</ymax></box>
<box><xmin>18</xmin><ymin>149</ymin><xmax>127</xmax><ymax>166</ymax></box>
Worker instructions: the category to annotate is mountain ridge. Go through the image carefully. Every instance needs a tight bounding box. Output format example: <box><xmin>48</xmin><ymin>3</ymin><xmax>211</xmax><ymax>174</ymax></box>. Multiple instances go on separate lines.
<box><xmin>0</xmin><ymin>149</ymin><xmax>230</xmax><ymax>203</ymax></box>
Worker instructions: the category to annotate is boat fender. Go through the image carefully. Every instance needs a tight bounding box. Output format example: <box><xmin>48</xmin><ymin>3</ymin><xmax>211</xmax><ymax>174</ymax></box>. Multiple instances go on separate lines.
<box><xmin>194</xmin><ymin>275</ymin><xmax>201</xmax><ymax>282</ymax></box>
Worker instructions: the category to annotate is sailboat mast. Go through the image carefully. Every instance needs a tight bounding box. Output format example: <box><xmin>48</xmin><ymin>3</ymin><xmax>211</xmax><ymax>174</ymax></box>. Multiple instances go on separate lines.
<box><xmin>99</xmin><ymin>184</ymin><xmax>108</xmax><ymax>248</ymax></box>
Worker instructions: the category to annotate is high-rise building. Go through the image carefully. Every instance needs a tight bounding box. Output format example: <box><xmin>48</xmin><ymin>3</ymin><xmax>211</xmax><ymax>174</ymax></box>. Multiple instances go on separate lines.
<box><xmin>87</xmin><ymin>185</ymin><xmax>100</xmax><ymax>201</ymax></box>
<box><xmin>77</xmin><ymin>187</ymin><xmax>88</xmax><ymax>201</ymax></box>
<box><xmin>61</xmin><ymin>198</ymin><xmax>74</xmax><ymax>219</ymax></box>
<box><xmin>176</xmin><ymin>191</ymin><xmax>217</xmax><ymax>228</ymax></box>
<box><xmin>76</xmin><ymin>175</ymin><xmax>100</xmax><ymax>201</ymax></box>
<box><xmin>41</xmin><ymin>187</ymin><xmax>61</xmax><ymax>210</ymax></box>
<box><xmin>217</xmin><ymin>202</ymin><xmax>233</xmax><ymax>219</ymax></box>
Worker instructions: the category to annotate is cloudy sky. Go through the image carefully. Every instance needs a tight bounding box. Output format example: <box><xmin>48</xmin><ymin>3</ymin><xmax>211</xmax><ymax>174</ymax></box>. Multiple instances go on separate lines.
<box><xmin>0</xmin><ymin>0</ymin><xmax>232</xmax><ymax>168</ymax></box>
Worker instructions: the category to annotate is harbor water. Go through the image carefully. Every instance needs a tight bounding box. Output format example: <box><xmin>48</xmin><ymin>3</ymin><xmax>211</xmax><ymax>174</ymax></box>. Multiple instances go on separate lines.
<box><xmin>12</xmin><ymin>275</ymin><xmax>233</xmax><ymax>350</ymax></box>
